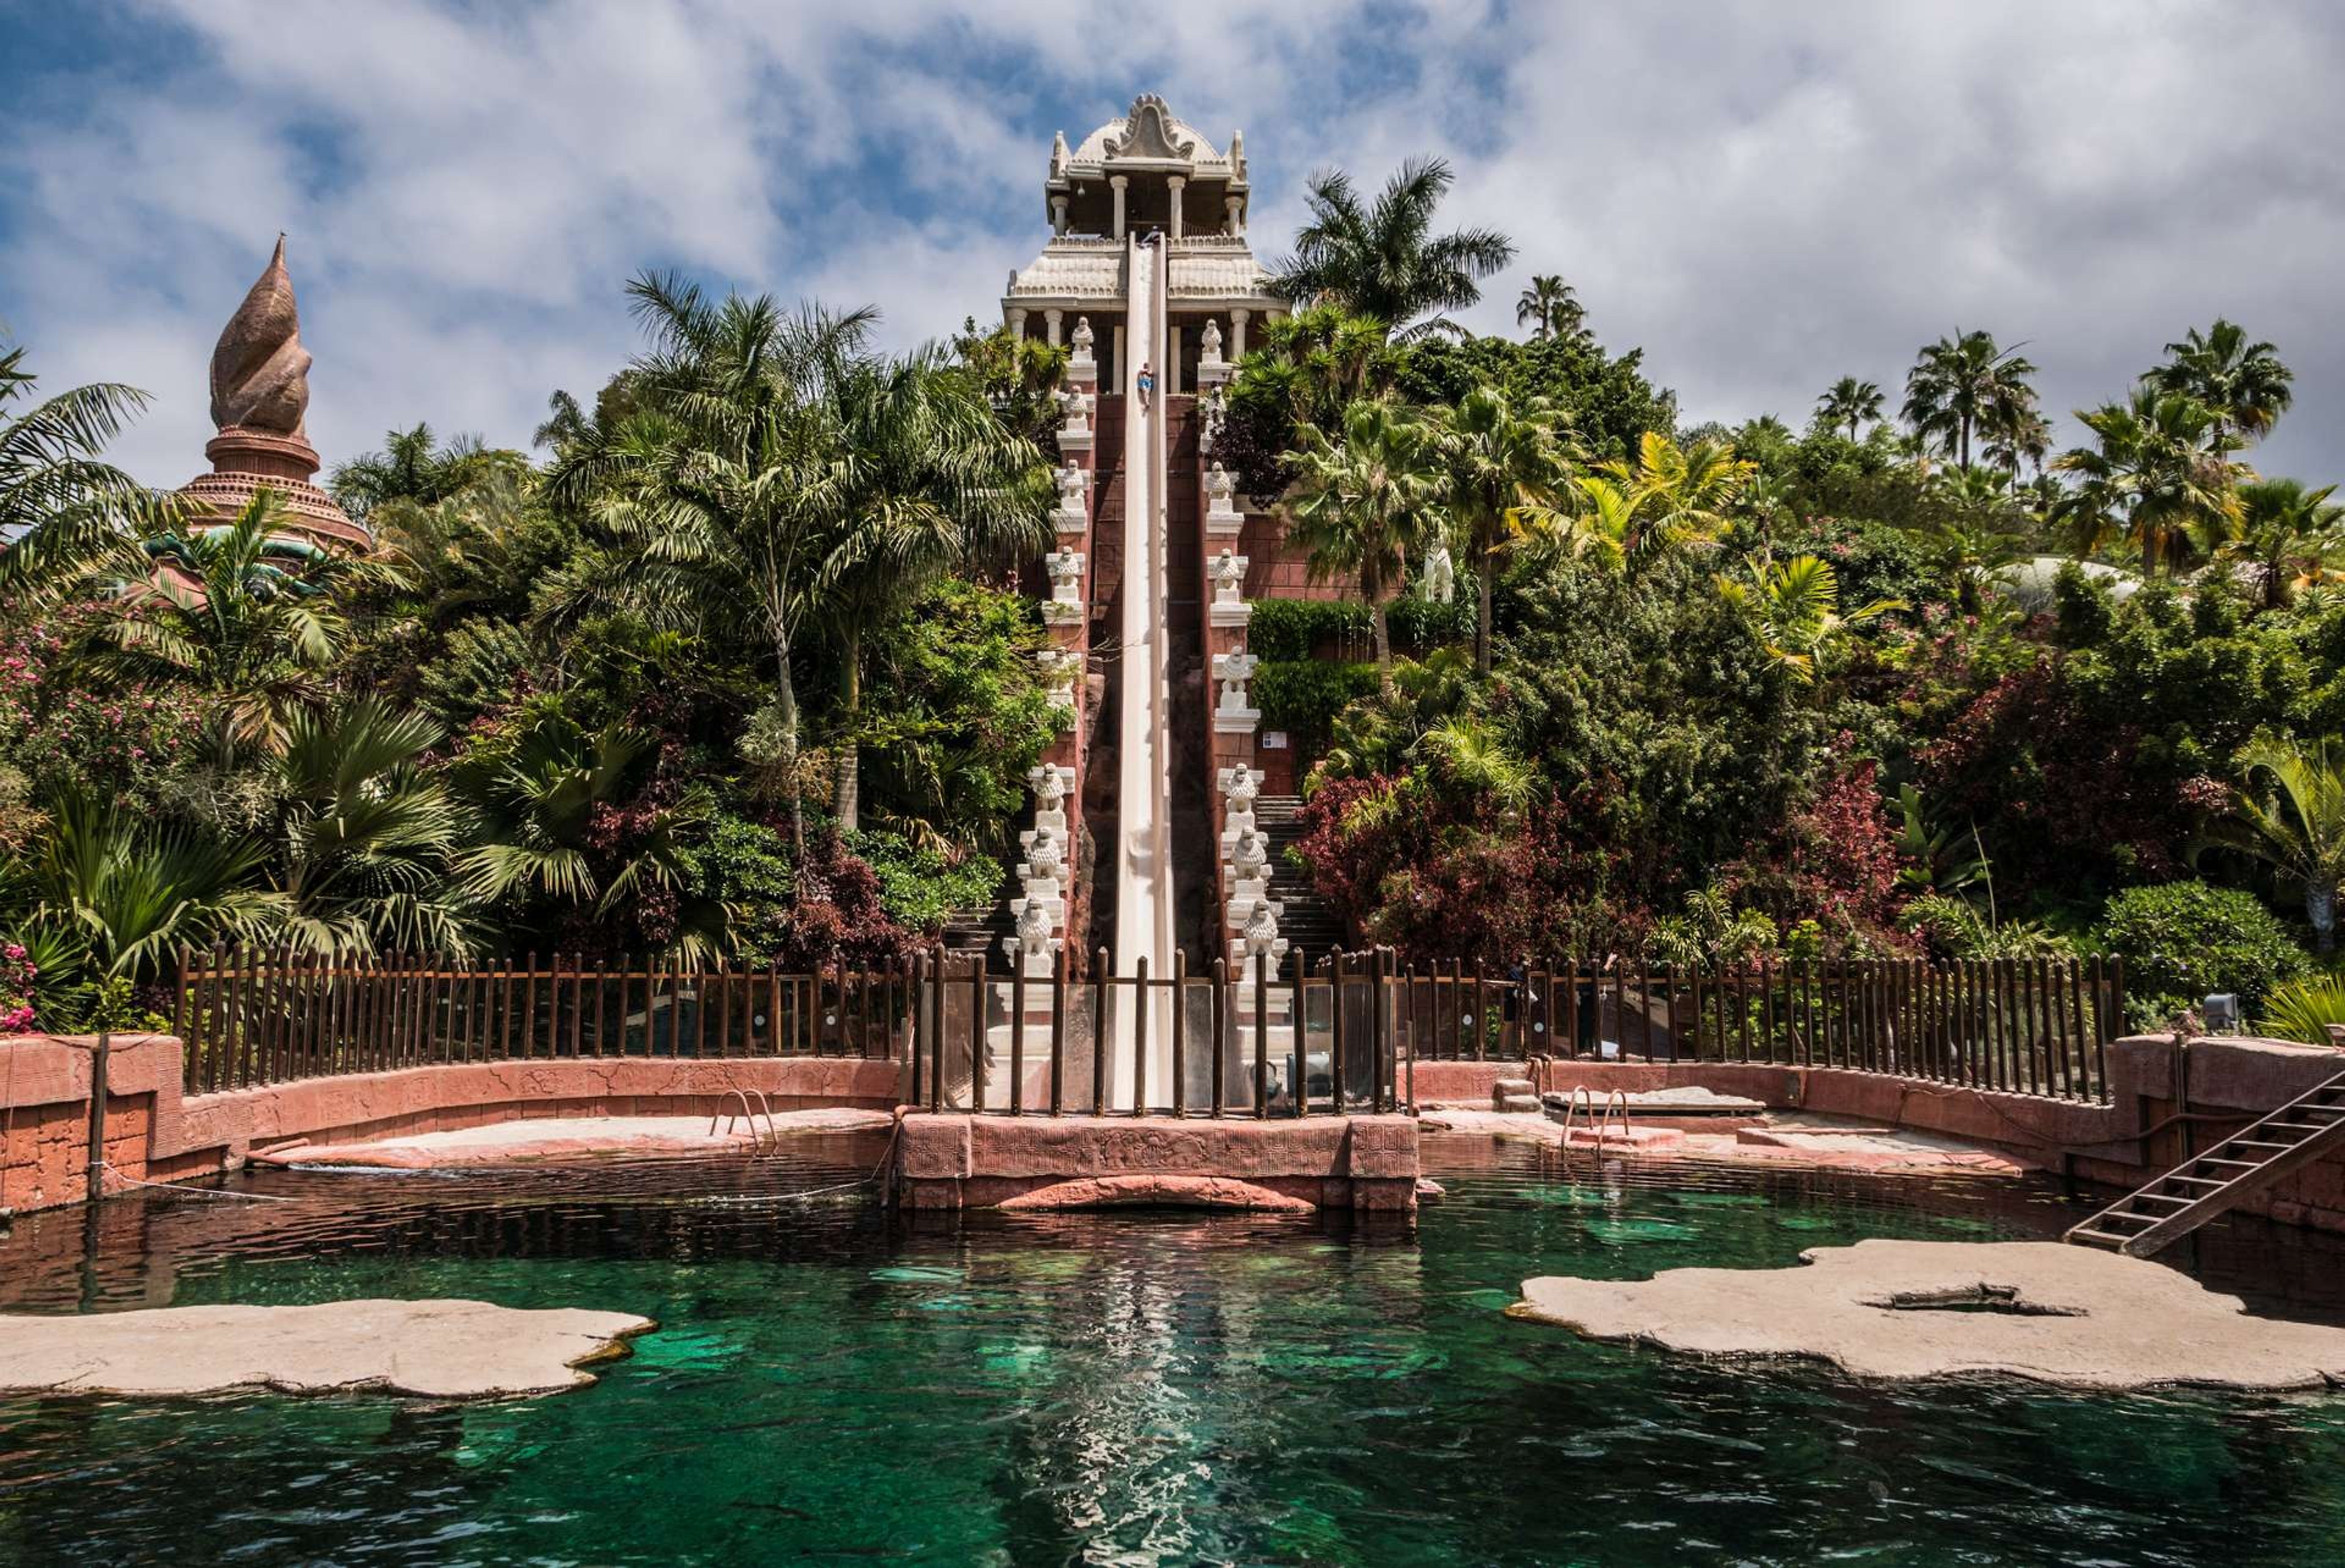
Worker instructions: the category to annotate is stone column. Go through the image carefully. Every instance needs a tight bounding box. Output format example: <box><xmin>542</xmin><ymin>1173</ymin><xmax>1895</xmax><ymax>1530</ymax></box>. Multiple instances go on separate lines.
<box><xmin>1168</xmin><ymin>327</ymin><xmax>1182</xmax><ymax>396</ymax></box>
<box><xmin>1167</xmin><ymin>175</ymin><xmax>1185</xmax><ymax>240</ymax></box>
<box><xmin>1051</xmin><ymin>195</ymin><xmax>1069</xmax><ymax>235</ymax></box>
<box><xmin>1226</xmin><ymin>194</ymin><xmax>1243</xmax><ymax>235</ymax></box>
<box><xmin>1110</xmin><ymin>176</ymin><xmax>1128</xmax><ymax>240</ymax></box>
<box><xmin>1230</xmin><ymin>307</ymin><xmax>1250</xmax><ymax>360</ymax></box>
<box><xmin>1044</xmin><ymin>308</ymin><xmax>1063</xmax><ymax>347</ymax></box>
<box><xmin>1007</xmin><ymin>306</ymin><xmax>1028</xmax><ymax>338</ymax></box>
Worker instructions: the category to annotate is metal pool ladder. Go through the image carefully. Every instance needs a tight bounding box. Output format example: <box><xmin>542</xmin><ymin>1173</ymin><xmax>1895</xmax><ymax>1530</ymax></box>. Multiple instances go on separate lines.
<box><xmin>1558</xmin><ymin>1086</ymin><xmax>1630</xmax><ymax>1150</ymax></box>
<box><xmin>710</xmin><ymin>1087</ymin><xmax>780</xmax><ymax>1151</ymax></box>
<box><xmin>2066</xmin><ymin>1067</ymin><xmax>2345</xmax><ymax>1256</ymax></box>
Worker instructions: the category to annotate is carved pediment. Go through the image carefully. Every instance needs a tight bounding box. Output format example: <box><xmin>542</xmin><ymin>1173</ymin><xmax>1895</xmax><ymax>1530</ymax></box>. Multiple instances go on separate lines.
<box><xmin>1105</xmin><ymin>94</ymin><xmax>1194</xmax><ymax>162</ymax></box>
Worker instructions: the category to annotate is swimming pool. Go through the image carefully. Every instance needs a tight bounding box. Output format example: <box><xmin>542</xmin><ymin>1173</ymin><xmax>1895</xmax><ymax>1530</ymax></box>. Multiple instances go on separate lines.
<box><xmin>1</xmin><ymin>1136</ymin><xmax>2340</xmax><ymax>1564</ymax></box>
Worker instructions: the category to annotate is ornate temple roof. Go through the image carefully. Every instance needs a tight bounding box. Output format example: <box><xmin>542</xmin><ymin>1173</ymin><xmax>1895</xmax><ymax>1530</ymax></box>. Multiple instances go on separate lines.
<box><xmin>1061</xmin><ymin>96</ymin><xmax>1242</xmax><ymax>181</ymax></box>
<box><xmin>180</xmin><ymin>236</ymin><xmax>366</xmax><ymax>550</ymax></box>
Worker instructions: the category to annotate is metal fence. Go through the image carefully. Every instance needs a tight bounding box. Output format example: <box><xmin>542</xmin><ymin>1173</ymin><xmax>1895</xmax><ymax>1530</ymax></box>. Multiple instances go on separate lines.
<box><xmin>173</xmin><ymin>946</ymin><xmax>2121</xmax><ymax>1108</ymax></box>
<box><xmin>1383</xmin><ymin>953</ymin><xmax>2124</xmax><ymax>1103</ymax></box>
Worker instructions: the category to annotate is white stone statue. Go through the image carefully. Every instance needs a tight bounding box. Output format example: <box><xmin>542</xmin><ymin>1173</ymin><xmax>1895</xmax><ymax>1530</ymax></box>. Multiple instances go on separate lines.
<box><xmin>1006</xmin><ymin>898</ymin><xmax>1057</xmax><ymax>965</ymax></box>
<box><xmin>1045</xmin><ymin>550</ymin><xmax>1084</xmax><ymax>595</ymax></box>
<box><xmin>1229</xmin><ymin>826</ymin><xmax>1268</xmax><ymax>884</ymax></box>
<box><xmin>1059</xmin><ymin>387</ymin><xmax>1092</xmax><ymax>435</ymax></box>
<box><xmin>1219</xmin><ymin>764</ymin><xmax>1262</xmax><ymax>812</ymax></box>
<box><xmin>1200</xmin><ymin>317</ymin><xmax>1223</xmax><ymax>363</ymax></box>
<box><xmin>1206</xmin><ymin>462</ymin><xmax>1237</xmax><ymax>513</ymax></box>
<box><xmin>1035</xmin><ymin>648</ymin><xmax>1080</xmax><ymax>707</ymax></box>
<box><xmin>1071</xmin><ymin>315</ymin><xmax>1094</xmax><ymax>354</ymax></box>
<box><xmin>1209</xmin><ymin>550</ymin><xmax>1248</xmax><ymax>606</ymax></box>
<box><xmin>1213</xmin><ymin>651</ymin><xmax>1259</xmax><ymax>714</ymax></box>
<box><xmin>1028</xmin><ymin>760</ymin><xmax>1071</xmax><ymax>807</ymax></box>
<box><xmin>1056</xmin><ymin>459</ymin><xmax>1088</xmax><ymax>514</ymax></box>
<box><xmin>1419</xmin><ymin>542</ymin><xmax>1456</xmax><ymax>604</ymax></box>
<box><xmin>1242</xmin><ymin>899</ymin><xmax>1287</xmax><ymax>961</ymax></box>
<box><xmin>1025</xmin><ymin>831</ymin><xmax>1065</xmax><ymax>884</ymax></box>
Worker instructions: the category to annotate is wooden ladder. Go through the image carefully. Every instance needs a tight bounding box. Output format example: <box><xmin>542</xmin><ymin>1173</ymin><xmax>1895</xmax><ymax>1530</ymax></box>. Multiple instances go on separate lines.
<box><xmin>2065</xmin><ymin>1067</ymin><xmax>2345</xmax><ymax>1256</ymax></box>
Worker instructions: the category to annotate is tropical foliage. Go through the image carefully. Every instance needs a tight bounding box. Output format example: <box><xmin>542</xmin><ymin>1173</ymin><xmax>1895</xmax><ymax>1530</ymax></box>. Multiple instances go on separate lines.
<box><xmin>0</xmin><ymin>281</ymin><xmax>1063</xmax><ymax>1026</ymax></box>
<box><xmin>4</xmin><ymin>148</ymin><xmax>2340</xmax><ymax>1045</ymax></box>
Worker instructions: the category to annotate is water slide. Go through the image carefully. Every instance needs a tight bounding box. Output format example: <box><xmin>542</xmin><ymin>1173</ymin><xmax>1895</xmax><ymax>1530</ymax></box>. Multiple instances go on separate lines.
<box><xmin>1109</xmin><ymin>237</ymin><xmax>1177</xmax><ymax>1106</ymax></box>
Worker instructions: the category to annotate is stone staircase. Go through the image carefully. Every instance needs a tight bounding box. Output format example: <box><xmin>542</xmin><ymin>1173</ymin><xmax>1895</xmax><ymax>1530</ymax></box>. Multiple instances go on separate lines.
<box><xmin>1252</xmin><ymin>794</ymin><xmax>1344</xmax><ymax>960</ymax></box>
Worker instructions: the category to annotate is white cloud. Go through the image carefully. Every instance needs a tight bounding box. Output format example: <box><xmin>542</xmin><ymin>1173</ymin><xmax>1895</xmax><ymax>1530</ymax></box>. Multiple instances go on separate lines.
<box><xmin>4</xmin><ymin>0</ymin><xmax>2340</xmax><ymax>490</ymax></box>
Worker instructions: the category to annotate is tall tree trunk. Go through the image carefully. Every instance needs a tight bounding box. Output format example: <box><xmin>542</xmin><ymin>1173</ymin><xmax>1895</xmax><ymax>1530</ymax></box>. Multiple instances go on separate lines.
<box><xmin>1367</xmin><ymin>575</ymin><xmax>1394</xmax><ymax>696</ymax></box>
<box><xmin>1474</xmin><ymin>530</ymin><xmax>1495</xmax><ymax>675</ymax></box>
<box><xmin>834</xmin><ymin>625</ymin><xmax>862</xmax><ymax>834</ymax></box>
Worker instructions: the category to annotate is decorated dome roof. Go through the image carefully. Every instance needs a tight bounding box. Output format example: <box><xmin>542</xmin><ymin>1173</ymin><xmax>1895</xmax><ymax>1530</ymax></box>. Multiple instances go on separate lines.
<box><xmin>1055</xmin><ymin>94</ymin><xmax>1243</xmax><ymax>180</ymax></box>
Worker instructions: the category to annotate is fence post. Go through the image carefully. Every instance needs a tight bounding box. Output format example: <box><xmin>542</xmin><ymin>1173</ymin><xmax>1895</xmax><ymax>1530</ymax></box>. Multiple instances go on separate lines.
<box><xmin>1050</xmin><ymin>945</ymin><xmax>1067</xmax><ymax>1116</ymax></box>
<box><xmin>1132</xmin><ymin>954</ymin><xmax>1149</xmax><ymax>1117</ymax></box>
<box><xmin>1010</xmin><ymin>958</ymin><xmax>1027</xmax><ymax>1117</ymax></box>
<box><xmin>969</xmin><ymin>956</ymin><xmax>988</xmax><ymax>1114</ymax></box>
<box><xmin>1254</xmin><ymin>951</ymin><xmax>1270</xmax><ymax>1119</ymax></box>
<box><xmin>1210</xmin><ymin>956</ymin><xmax>1227</xmax><ymax>1118</ymax></box>
<box><xmin>1331</xmin><ymin>951</ymin><xmax>1349</xmax><ymax>1114</ymax></box>
<box><xmin>1291</xmin><ymin>946</ymin><xmax>1309</xmax><ymax>1118</ymax></box>
<box><xmin>1093</xmin><ymin>948</ymin><xmax>1110</xmax><ymax>1117</ymax></box>
<box><xmin>1171</xmin><ymin>950</ymin><xmax>1188</xmax><ymax>1119</ymax></box>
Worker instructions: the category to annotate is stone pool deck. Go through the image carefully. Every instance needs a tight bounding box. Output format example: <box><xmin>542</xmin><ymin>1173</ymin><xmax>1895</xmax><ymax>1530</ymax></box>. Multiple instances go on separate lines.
<box><xmin>253</xmin><ymin>1109</ymin><xmax>895</xmax><ymax>1169</ymax></box>
<box><xmin>1422</xmin><ymin>1106</ymin><xmax>2032</xmax><ymax>1177</ymax></box>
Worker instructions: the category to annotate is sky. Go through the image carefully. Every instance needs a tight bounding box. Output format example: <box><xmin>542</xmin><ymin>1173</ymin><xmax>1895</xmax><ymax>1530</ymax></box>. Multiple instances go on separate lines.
<box><xmin>4</xmin><ymin>0</ymin><xmax>2341</xmax><ymax>489</ymax></box>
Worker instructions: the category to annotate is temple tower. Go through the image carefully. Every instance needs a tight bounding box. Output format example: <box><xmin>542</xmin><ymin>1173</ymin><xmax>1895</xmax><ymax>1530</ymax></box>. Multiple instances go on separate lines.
<box><xmin>998</xmin><ymin>96</ymin><xmax>1291</xmax><ymax>1026</ymax></box>
<box><xmin>178</xmin><ymin>236</ymin><xmax>365</xmax><ymax>550</ymax></box>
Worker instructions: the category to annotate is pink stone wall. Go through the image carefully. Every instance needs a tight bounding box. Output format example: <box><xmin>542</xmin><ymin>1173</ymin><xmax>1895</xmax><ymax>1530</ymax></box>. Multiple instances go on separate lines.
<box><xmin>0</xmin><ymin>1033</ymin><xmax>903</xmax><ymax>1215</ymax></box>
<box><xmin>893</xmin><ymin>1112</ymin><xmax>1419</xmax><ymax>1211</ymax></box>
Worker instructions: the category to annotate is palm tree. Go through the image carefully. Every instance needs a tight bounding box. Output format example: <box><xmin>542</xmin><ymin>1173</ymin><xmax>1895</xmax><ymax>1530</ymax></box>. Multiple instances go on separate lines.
<box><xmin>548</xmin><ymin>272</ymin><xmax>874</xmax><ymax>863</ymax></box>
<box><xmin>78</xmin><ymin>492</ymin><xmax>349</xmax><ymax>758</ymax></box>
<box><xmin>453</xmin><ymin>710</ymin><xmax>719</xmax><ymax>953</ymax></box>
<box><xmin>1902</xmin><ymin>330</ymin><xmax>2038</xmax><ymax>470</ymax></box>
<box><xmin>1285</xmin><ymin>397</ymin><xmax>1444</xmax><ymax>692</ymax></box>
<box><xmin>2053</xmin><ymin>387</ymin><xmax>2245</xmax><ymax>575</ymax></box>
<box><xmin>807</xmin><ymin>349</ymin><xmax>1053</xmax><ymax>830</ymax></box>
<box><xmin>0</xmin><ymin>341</ymin><xmax>183</xmax><ymax>596</ymax></box>
<box><xmin>0</xmin><ymin>787</ymin><xmax>278</xmax><ymax>1009</ymax></box>
<box><xmin>328</xmin><ymin>423</ymin><xmax>523</xmax><ymax>524</ymax></box>
<box><xmin>1267</xmin><ymin>156</ymin><xmax>1516</xmax><ymax>335</ymax></box>
<box><xmin>1816</xmin><ymin>377</ymin><xmax>1884</xmax><ymax>441</ymax></box>
<box><xmin>1924</xmin><ymin>466</ymin><xmax>2030</xmax><ymax>611</ymax></box>
<box><xmin>2150</xmin><ymin>319</ymin><xmax>2292</xmax><ymax>445</ymax></box>
<box><xmin>1582</xmin><ymin>430</ymin><xmax>1755</xmax><ymax>562</ymax></box>
<box><xmin>272</xmin><ymin>699</ymin><xmax>468</xmax><ymax>957</ymax></box>
<box><xmin>1983</xmin><ymin>400</ymin><xmax>2051</xmax><ymax>488</ymax></box>
<box><xmin>2209</xmin><ymin>478</ymin><xmax>2344</xmax><ymax>610</ymax></box>
<box><xmin>2200</xmin><ymin>735</ymin><xmax>2345</xmax><ymax>951</ymax></box>
<box><xmin>1228</xmin><ymin>305</ymin><xmax>1392</xmax><ymax>436</ymax></box>
<box><xmin>1427</xmin><ymin>386</ymin><xmax>1574</xmax><ymax>672</ymax></box>
<box><xmin>1715</xmin><ymin>553</ymin><xmax>1903</xmax><ymax>687</ymax></box>
<box><xmin>1514</xmin><ymin>275</ymin><xmax>1583</xmax><ymax>343</ymax></box>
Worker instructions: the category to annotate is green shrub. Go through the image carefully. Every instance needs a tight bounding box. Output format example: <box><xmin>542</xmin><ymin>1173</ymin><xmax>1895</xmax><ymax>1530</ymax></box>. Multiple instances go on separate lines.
<box><xmin>1246</xmin><ymin>597</ymin><xmax>1471</xmax><ymax>661</ymax></box>
<box><xmin>1254</xmin><ymin>660</ymin><xmax>1380</xmax><ymax>755</ymax></box>
<box><xmin>2093</xmin><ymin>880</ymin><xmax>2311</xmax><ymax>1022</ymax></box>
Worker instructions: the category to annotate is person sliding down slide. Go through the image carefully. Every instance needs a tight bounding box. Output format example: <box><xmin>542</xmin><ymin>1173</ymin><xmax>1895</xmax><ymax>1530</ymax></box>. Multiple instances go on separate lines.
<box><xmin>1136</xmin><ymin>361</ymin><xmax>1155</xmax><ymax>410</ymax></box>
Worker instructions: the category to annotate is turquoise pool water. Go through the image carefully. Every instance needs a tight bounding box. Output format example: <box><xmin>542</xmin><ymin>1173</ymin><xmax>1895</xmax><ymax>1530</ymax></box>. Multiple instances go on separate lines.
<box><xmin>1</xmin><ymin>1136</ymin><xmax>2341</xmax><ymax>1565</ymax></box>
